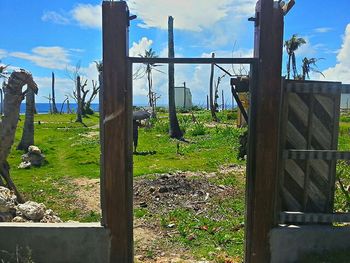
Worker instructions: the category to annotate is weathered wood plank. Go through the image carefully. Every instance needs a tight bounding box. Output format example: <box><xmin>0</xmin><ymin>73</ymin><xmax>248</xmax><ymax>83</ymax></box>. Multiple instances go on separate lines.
<box><xmin>286</xmin><ymin>81</ymin><xmax>342</xmax><ymax>93</ymax></box>
<box><xmin>128</xmin><ymin>57</ymin><xmax>257</xmax><ymax>65</ymax></box>
<box><xmin>102</xmin><ymin>1</ymin><xmax>133</xmax><ymax>262</ymax></box>
<box><xmin>245</xmin><ymin>1</ymin><xmax>284</xmax><ymax>262</ymax></box>
<box><xmin>279</xmin><ymin>212</ymin><xmax>350</xmax><ymax>224</ymax></box>
<box><xmin>283</xmin><ymin>150</ymin><xmax>350</xmax><ymax>160</ymax></box>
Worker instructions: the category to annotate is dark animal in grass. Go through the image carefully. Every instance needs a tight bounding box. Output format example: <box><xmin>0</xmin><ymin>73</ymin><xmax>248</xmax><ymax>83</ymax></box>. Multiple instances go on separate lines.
<box><xmin>133</xmin><ymin>110</ymin><xmax>151</xmax><ymax>153</ymax></box>
<box><xmin>237</xmin><ymin>130</ymin><xmax>248</xmax><ymax>160</ymax></box>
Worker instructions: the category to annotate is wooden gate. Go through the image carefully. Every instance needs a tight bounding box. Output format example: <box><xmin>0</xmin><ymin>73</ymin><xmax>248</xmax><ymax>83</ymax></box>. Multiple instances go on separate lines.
<box><xmin>279</xmin><ymin>80</ymin><xmax>341</xmax><ymax>213</ymax></box>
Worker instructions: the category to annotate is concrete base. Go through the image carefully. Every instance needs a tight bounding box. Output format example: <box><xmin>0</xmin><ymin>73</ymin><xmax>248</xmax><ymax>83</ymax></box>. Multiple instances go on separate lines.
<box><xmin>0</xmin><ymin>223</ymin><xmax>110</xmax><ymax>263</ymax></box>
<box><xmin>270</xmin><ymin>225</ymin><xmax>350</xmax><ymax>263</ymax></box>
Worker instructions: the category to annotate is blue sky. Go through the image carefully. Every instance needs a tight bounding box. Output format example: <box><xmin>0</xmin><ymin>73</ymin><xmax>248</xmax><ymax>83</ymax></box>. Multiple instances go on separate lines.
<box><xmin>0</xmin><ymin>0</ymin><xmax>349</xmax><ymax>105</ymax></box>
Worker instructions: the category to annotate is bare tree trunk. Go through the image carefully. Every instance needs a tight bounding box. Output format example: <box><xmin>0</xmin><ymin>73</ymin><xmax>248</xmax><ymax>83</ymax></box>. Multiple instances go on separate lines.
<box><xmin>168</xmin><ymin>16</ymin><xmax>183</xmax><ymax>139</ymax></box>
<box><xmin>76</xmin><ymin>76</ymin><xmax>83</xmax><ymax>123</ymax></box>
<box><xmin>209</xmin><ymin>53</ymin><xmax>218</xmax><ymax>121</ymax></box>
<box><xmin>51</xmin><ymin>72</ymin><xmax>58</xmax><ymax>114</ymax></box>
<box><xmin>222</xmin><ymin>89</ymin><xmax>225</xmax><ymax>111</ymax></box>
<box><xmin>206</xmin><ymin>95</ymin><xmax>209</xmax><ymax>110</ymax></box>
<box><xmin>0</xmin><ymin>70</ymin><xmax>38</xmax><ymax>203</ymax></box>
<box><xmin>17</xmin><ymin>88</ymin><xmax>35</xmax><ymax>151</ymax></box>
<box><xmin>67</xmin><ymin>99</ymin><xmax>71</xmax><ymax>114</ymax></box>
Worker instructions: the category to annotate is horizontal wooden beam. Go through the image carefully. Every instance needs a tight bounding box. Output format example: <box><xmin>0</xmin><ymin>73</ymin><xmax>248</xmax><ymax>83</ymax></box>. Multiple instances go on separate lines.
<box><xmin>283</xmin><ymin>150</ymin><xmax>350</xmax><ymax>160</ymax></box>
<box><xmin>128</xmin><ymin>57</ymin><xmax>258</xmax><ymax>65</ymax></box>
<box><xmin>280</xmin><ymin>212</ymin><xmax>350</xmax><ymax>224</ymax></box>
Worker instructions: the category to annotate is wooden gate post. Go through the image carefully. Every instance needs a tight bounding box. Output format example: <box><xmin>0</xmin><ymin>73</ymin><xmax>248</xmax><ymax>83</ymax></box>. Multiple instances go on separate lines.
<box><xmin>245</xmin><ymin>0</ymin><xmax>284</xmax><ymax>262</ymax></box>
<box><xmin>102</xmin><ymin>1</ymin><xmax>133</xmax><ymax>262</ymax></box>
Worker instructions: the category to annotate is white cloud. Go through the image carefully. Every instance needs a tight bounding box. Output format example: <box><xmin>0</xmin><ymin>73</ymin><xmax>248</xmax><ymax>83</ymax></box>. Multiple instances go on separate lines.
<box><xmin>128</xmin><ymin>0</ymin><xmax>255</xmax><ymax>32</ymax></box>
<box><xmin>10</xmin><ymin>46</ymin><xmax>71</xmax><ymax>70</ymax></box>
<box><xmin>41</xmin><ymin>11</ymin><xmax>70</xmax><ymax>25</ymax></box>
<box><xmin>35</xmin><ymin>76</ymin><xmax>74</xmax><ymax>102</ymax></box>
<box><xmin>130</xmin><ymin>37</ymin><xmax>153</xmax><ymax>57</ymax></box>
<box><xmin>129</xmin><ymin>37</ymin><xmax>154</xmax><ymax>96</ymax></box>
<box><xmin>314</xmin><ymin>27</ymin><xmax>332</xmax><ymax>33</ymax></box>
<box><xmin>71</xmin><ymin>4</ymin><xmax>101</xmax><ymax>29</ymax></box>
<box><xmin>42</xmin><ymin>1</ymin><xmax>255</xmax><ymax>48</ymax></box>
<box><xmin>0</xmin><ymin>49</ymin><xmax>7</xmax><ymax>59</ymax></box>
<box><xmin>322</xmin><ymin>24</ymin><xmax>350</xmax><ymax>83</ymax></box>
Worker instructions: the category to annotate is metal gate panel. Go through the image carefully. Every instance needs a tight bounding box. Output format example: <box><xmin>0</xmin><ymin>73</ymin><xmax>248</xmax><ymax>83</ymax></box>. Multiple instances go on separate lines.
<box><xmin>280</xmin><ymin>80</ymin><xmax>341</xmax><ymax>213</ymax></box>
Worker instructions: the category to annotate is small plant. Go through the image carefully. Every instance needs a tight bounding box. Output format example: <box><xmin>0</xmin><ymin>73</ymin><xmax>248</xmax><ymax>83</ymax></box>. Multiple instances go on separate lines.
<box><xmin>151</xmin><ymin>119</ymin><xmax>169</xmax><ymax>134</ymax></box>
<box><xmin>189</xmin><ymin>122</ymin><xmax>207</xmax><ymax>136</ymax></box>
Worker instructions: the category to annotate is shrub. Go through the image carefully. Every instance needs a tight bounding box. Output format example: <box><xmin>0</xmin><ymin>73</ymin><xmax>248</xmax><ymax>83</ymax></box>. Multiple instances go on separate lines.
<box><xmin>189</xmin><ymin>122</ymin><xmax>207</xmax><ymax>136</ymax></box>
<box><xmin>152</xmin><ymin>119</ymin><xmax>169</xmax><ymax>134</ymax></box>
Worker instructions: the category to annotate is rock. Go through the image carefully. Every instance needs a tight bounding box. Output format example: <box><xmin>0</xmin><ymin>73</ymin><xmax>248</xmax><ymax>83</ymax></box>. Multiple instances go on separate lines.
<box><xmin>17</xmin><ymin>201</ymin><xmax>46</xmax><ymax>221</ymax></box>
<box><xmin>40</xmin><ymin>215</ymin><xmax>62</xmax><ymax>223</ymax></box>
<box><xmin>12</xmin><ymin>216</ymin><xmax>27</xmax><ymax>223</ymax></box>
<box><xmin>18</xmin><ymin>161</ymin><xmax>31</xmax><ymax>169</ymax></box>
<box><xmin>22</xmin><ymin>152</ymin><xmax>45</xmax><ymax>167</ymax></box>
<box><xmin>0</xmin><ymin>212</ymin><xmax>14</xmax><ymax>222</ymax></box>
<box><xmin>28</xmin><ymin>145</ymin><xmax>41</xmax><ymax>155</ymax></box>
<box><xmin>39</xmin><ymin>209</ymin><xmax>62</xmax><ymax>223</ymax></box>
<box><xmin>159</xmin><ymin>186</ymin><xmax>169</xmax><ymax>193</ymax></box>
<box><xmin>0</xmin><ymin>186</ymin><xmax>17</xmax><ymax>212</ymax></box>
<box><xmin>139</xmin><ymin>202</ymin><xmax>147</xmax><ymax>208</ymax></box>
<box><xmin>23</xmin><ymin>154</ymin><xmax>44</xmax><ymax>166</ymax></box>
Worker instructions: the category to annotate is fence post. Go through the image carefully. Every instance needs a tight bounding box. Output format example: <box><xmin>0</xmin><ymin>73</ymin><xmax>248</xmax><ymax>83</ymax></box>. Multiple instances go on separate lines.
<box><xmin>101</xmin><ymin>1</ymin><xmax>133</xmax><ymax>262</ymax></box>
<box><xmin>245</xmin><ymin>0</ymin><xmax>284</xmax><ymax>262</ymax></box>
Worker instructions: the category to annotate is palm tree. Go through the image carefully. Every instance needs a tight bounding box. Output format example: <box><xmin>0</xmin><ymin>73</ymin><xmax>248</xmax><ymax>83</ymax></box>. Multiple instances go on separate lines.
<box><xmin>285</xmin><ymin>34</ymin><xmax>306</xmax><ymax>79</ymax></box>
<box><xmin>301</xmin><ymin>57</ymin><xmax>325</xmax><ymax>80</ymax></box>
<box><xmin>140</xmin><ymin>48</ymin><xmax>160</xmax><ymax>117</ymax></box>
<box><xmin>168</xmin><ymin>16</ymin><xmax>183</xmax><ymax>139</ymax></box>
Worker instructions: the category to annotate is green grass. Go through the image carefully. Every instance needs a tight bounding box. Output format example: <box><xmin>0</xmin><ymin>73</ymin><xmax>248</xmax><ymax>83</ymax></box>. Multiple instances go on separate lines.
<box><xmin>8</xmin><ymin>112</ymin><xmax>243</xmax><ymax>222</ymax></box>
<box><xmin>7</xmin><ymin>110</ymin><xmax>350</xmax><ymax>261</ymax></box>
<box><xmin>159</xmin><ymin>172</ymin><xmax>246</xmax><ymax>260</ymax></box>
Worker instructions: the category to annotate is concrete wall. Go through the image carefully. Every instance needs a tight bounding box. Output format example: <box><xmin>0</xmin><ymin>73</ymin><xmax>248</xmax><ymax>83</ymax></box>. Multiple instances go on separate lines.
<box><xmin>175</xmin><ymin>87</ymin><xmax>192</xmax><ymax>109</ymax></box>
<box><xmin>0</xmin><ymin>223</ymin><xmax>110</xmax><ymax>263</ymax></box>
<box><xmin>270</xmin><ymin>225</ymin><xmax>350</xmax><ymax>263</ymax></box>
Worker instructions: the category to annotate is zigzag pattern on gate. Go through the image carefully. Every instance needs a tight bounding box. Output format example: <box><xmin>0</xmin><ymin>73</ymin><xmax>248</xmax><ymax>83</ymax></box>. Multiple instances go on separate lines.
<box><xmin>280</xmin><ymin>81</ymin><xmax>342</xmax><ymax>213</ymax></box>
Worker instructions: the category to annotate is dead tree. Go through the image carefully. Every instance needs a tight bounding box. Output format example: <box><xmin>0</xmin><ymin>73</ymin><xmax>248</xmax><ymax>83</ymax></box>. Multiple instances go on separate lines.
<box><xmin>209</xmin><ymin>53</ymin><xmax>218</xmax><ymax>121</ymax></box>
<box><xmin>84</xmin><ymin>80</ymin><xmax>100</xmax><ymax>115</ymax></box>
<box><xmin>75</xmin><ymin>76</ymin><xmax>83</xmax><ymax>123</ymax></box>
<box><xmin>0</xmin><ymin>69</ymin><xmax>38</xmax><ymax>202</ymax></box>
<box><xmin>17</xmin><ymin>88</ymin><xmax>36</xmax><ymax>151</ymax></box>
<box><xmin>168</xmin><ymin>16</ymin><xmax>183</xmax><ymax>139</ymax></box>
<box><xmin>51</xmin><ymin>72</ymin><xmax>58</xmax><ymax>114</ymax></box>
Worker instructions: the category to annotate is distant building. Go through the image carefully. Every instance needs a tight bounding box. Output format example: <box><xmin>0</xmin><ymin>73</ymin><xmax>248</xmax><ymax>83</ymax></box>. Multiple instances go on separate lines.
<box><xmin>175</xmin><ymin>82</ymin><xmax>192</xmax><ymax>109</ymax></box>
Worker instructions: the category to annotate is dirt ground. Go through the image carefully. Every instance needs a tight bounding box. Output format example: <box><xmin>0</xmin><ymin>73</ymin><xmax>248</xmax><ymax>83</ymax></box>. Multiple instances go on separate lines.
<box><xmin>71</xmin><ymin>165</ymin><xmax>245</xmax><ymax>262</ymax></box>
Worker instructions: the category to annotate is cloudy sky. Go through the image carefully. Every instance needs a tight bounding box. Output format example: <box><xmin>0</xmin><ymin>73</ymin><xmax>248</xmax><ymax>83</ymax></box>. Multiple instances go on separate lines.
<box><xmin>0</xmin><ymin>0</ymin><xmax>349</xmax><ymax>105</ymax></box>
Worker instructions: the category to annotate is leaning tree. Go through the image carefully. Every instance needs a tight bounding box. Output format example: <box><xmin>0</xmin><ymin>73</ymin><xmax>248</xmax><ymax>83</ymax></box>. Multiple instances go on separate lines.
<box><xmin>0</xmin><ymin>69</ymin><xmax>38</xmax><ymax>202</ymax></box>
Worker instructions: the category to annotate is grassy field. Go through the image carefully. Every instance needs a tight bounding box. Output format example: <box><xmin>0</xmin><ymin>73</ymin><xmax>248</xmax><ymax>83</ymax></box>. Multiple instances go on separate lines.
<box><xmin>6</xmin><ymin>110</ymin><xmax>350</xmax><ymax>261</ymax></box>
<box><xmin>8</xmin><ymin>110</ymin><xmax>246</xmax><ymax>261</ymax></box>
